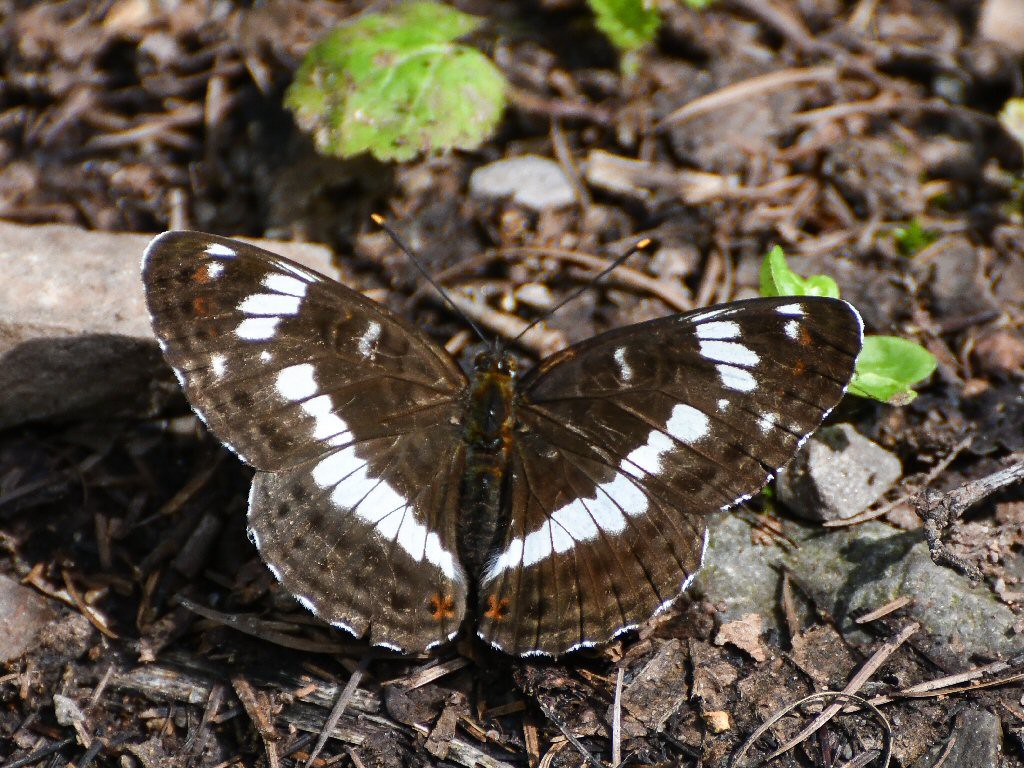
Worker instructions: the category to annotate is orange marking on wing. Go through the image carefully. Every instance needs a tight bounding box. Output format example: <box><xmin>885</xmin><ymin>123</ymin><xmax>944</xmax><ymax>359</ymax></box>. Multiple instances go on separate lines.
<box><xmin>799</xmin><ymin>326</ymin><xmax>813</xmax><ymax>346</ymax></box>
<box><xmin>191</xmin><ymin>264</ymin><xmax>214</xmax><ymax>284</ymax></box>
<box><xmin>792</xmin><ymin>359</ymin><xmax>807</xmax><ymax>376</ymax></box>
<box><xmin>484</xmin><ymin>594</ymin><xmax>509</xmax><ymax>621</ymax></box>
<box><xmin>429</xmin><ymin>593</ymin><xmax>455</xmax><ymax>621</ymax></box>
<box><xmin>192</xmin><ymin>295</ymin><xmax>213</xmax><ymax>317</ymax></box>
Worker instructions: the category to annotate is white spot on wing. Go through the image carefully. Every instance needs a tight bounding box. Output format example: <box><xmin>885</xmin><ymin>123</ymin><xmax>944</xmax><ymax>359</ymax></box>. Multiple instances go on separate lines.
<box><xmin>259</xmin><ymin>350</ymin><xmax>272</xmax><ymax>363</ymax></box>
<box><xmin>358</xmin><ymin>321</ymin><xmax>382</xmax><ymax>359</ymax></box>
<box><xmin>666</xmin><ymin>403</ymin><xmax>709</xmax><ymax>443</ymax></box>
<box><xmin>238</xmin><ymin>293</ymin><xmax>301</xmax><ymax>316</ymax></box>
<box><xmin>210</xmin><ymin>353</ymin><xmax>227</xmax><ymax>379</ymax></box>
<box><xmin>206</xmin><ymin>262</ymin><xmax>225</xmax><ymax>279</ymax></box>
<box><xmin>717</xmin><ymin>363</ymin><xmax>757</xmax><ymax>392</ymax></box>
<box><xmin>626</xmin><ymin>430</ymin><xmax>674</xmax><ymax>475</ymax></box>
<box><xmin>757</xmin><ymin>412</ymin><xmax>779</xmax><ymax>434</ymax></box>
<box><xmin>236</xmin><ymin>316</ymin><xmax>280</xmax><ymax>340</ymax></box>
<box><xmin>776</xmin><ymin>302</ymin><xmax>805</xmax><ymax>316</ymax></box>
<box><xmin>276</xmin><ymin>363</ymin><xmax>317</xmax><ymax>401</ymax></box>
<box><xmin>699</xmin><ymin>339</ymin><xmax>760</xmax><ymax>366</ymax></box>
<box><xmin>614</xmin><ymin>347</ymin><xmax>633</xmax><ymax>382</ymax></box>
<box><xmin>696</xmin><ymin>320</ymin><xmax>740</xmax><ymax>340</ymax></box>
<box><xmin>263</xmin><ymin>273</ymin><xmax>308</xmax><ymax>297</ymax></box>
<box><xmin>205</xmin><ymin>243</ymin><xmax>236</xmax><ymax>258</ymax></box>
<box><xmin>300</xmin><ymin>394</ymin><xmax>351</xmax><ymax>444</ymax></box>
<box><xmin>718</xmin><ymin>398</ymin><xmax>729</xmax><ymax>411</ymax></box>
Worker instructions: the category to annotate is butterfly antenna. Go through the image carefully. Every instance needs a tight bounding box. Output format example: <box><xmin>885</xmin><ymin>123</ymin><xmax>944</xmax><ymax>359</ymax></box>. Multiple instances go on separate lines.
<box><xmin>371</xmin><ymin>214</ymin><xmax>491</xmax><ymax>346</ymax></box>
<box><xmin>507</xmin><ymin>237</ymin><xmax>653</xmax><ymax>348</ymax></box>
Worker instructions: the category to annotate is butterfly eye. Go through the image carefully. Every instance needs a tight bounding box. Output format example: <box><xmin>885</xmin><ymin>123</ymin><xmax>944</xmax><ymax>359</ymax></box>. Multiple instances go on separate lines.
<box><xmin>474</xmin><ymin>351</ymin><xmax>495</xmax><ymax>371</ymax></box>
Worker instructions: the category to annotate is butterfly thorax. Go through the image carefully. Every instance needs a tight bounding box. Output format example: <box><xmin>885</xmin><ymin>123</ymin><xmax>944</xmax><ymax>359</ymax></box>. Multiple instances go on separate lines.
<box><xmin>457</xmin><ymin>350</ymin><xmax>517</xmax><ymax>581</ymax></box>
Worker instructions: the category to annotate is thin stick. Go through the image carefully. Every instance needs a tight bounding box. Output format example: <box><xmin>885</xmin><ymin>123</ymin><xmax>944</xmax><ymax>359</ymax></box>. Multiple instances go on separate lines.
<box><xmin>303</xmin><ymin>657</ymin><xmax>371</xmax><ymax>768</ymax></box>
<box><xmin>611</xmin><ymin>667</ymin><xmax>624</xmax><ymax>767</ymax></box>
<box><xmin>659</xmin><ymin>66</ymin><xmax>837</xmax><ymax>127</ymax></box>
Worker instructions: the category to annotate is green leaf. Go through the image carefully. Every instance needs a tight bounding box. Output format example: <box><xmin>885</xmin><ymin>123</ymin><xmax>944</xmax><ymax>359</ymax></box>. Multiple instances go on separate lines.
<box><xmin>848</xmin><ymin>336</ymin><xmax>937</xmax><ymax>405</ymax></box>
<box><xmin>683</xmin><ymin>0</ymin><xmax>715</xmax><ymax>8</ymax></box>
<box><xmin>758</xmin><ymin>245</ymin><xmax>840</xmax><ymax>299</ymax></box>
<box><xmin>891</xmin><ymin>219</ymin><xmax>938</xmax><ymax>256</ymax></box>
<box><xmin>286</xmin><ymin>2</ymin><xmax>506</xmax><ymax>162</ymax></box>
<box><xmin>588</xmin><ymin>0</ymin><xmax>661</xmax><ymax>53</ymax></box>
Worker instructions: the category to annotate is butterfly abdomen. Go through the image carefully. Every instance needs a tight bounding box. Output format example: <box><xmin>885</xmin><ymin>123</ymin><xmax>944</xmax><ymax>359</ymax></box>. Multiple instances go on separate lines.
<box><xmin>457</xmin><ymin>351</ymin><xmax>517</xmax><ymax>582</ymax></box>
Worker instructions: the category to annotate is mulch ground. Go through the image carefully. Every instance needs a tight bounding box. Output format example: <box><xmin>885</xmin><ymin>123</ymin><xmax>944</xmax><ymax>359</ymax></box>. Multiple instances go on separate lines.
<box><xmin>1</xmin><ymin>1</ymin><xmax>1023</xmax><ymax>767</ymax></box>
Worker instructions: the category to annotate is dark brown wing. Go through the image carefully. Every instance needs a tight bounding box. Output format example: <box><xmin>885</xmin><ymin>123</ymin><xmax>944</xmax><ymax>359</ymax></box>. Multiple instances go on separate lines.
<box><xmin>477</xmin><ymin>296</ymin><xmax>862</xmax><ymax>655</ymax></box>
<box><xmin>143</xmin><ymin>231</ymin><xmax>470</xmax><ymax>651</ymax></box>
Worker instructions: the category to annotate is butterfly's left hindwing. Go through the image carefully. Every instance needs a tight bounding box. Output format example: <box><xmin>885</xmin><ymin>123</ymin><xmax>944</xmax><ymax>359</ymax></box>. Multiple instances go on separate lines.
<box><xmin>477</xmin><ymin>296</ymin><xmax>862</xmax><ymax>655</ymax></box>
<box><xmin>143</xmin><ymin>231</ymin><xmax>470</xmax><ymax>652</ymax></box>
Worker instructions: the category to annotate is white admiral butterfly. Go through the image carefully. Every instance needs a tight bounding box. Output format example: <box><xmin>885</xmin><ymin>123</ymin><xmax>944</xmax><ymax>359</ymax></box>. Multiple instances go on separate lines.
<box><xmin>142</xmin><ymin>231</ymin><xmax>862</xmax><ymax>656</ymax></box>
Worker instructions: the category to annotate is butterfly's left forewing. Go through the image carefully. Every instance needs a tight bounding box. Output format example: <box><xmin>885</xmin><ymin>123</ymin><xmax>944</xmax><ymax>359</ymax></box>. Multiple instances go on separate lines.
<box><xmin>143</xmin><ymin>231</ymin><xmax>470</xmax><ymax>652</ymax></box>
<box><xmin>478</xmin><ymin>296</ymin><xmax>862</xmax><ymax>655</ymax></box>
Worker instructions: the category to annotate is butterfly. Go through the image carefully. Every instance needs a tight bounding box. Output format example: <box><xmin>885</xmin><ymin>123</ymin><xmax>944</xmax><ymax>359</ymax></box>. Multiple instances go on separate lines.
<box><xmin>142</xmin><ymin>230</ymin><xmax>862</xmax><ymax>656</ymax></box>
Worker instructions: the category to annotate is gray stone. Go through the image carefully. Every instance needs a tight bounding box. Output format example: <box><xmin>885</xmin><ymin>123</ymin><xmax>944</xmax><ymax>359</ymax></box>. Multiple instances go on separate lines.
<box><xmin>776</xmin><ymin>423</ymin><xmax>902</xmax><ymax>522</ymax></box>
<box><xmin>786</xmin><ymin>522</ymin><xmax>1022</xmax><ymax>664</ymax></box>
<box><xmin>979</xmin><ymin>0</ymin><xmax>1024</xmax><ymax>55</ymax></box>
<box><xmin>53</xmin><ymin>693</ymin><xmax>86</xmax><ymax>726</ymax></box>
<box><xmin>468</xmin><ymin>155</ymin><xmax>576</xmax><ymax>211</ymax></box>
<box><xmin>697</xmin><ymin>513</ymin><xmax>1021</xmax><ymax>663</ymax></box>
<box><xmin>911</xmin><ymin>707</ymin><xmax>1001</xmax><ymax>768</ymax></box>
<box><xmin>692</xmin><ymin>510</ymin><xmax>799</xmax><ymax>627</ymax></box>
<box><xmin>0</xmin><ymin>573</ymin><xmax>56</xmax><ymax>663</ymax></box>
<box><xmin>0</xmin><ymin>221</ymin><xmax>336</xmax><ymax>429</ymax></box>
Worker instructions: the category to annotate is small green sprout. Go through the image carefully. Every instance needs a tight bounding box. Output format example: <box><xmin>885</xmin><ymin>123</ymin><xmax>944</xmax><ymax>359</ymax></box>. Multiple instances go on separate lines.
<box><xmin>587</xmin><ymin>0</ymin><xmax>661</xmax><ymax>54</ymax></box>
<box><xmin>759</xmin><ymin>246</ymin><xmax>937</xmax><ymax>405</ymax></box>
<box><xmin>759</xmin><ymin>245</ymin><xmax>840</xmax><ymax>299</ymax></box>
<box><xmin>286</xmin><ymin>2</ymin><xmax>506</xmax><ymax>162</ymax></box>
<box><xmin>891</xmin><ymin>219</ymin><xmax>939</xmax><ymax>256</ymax></box>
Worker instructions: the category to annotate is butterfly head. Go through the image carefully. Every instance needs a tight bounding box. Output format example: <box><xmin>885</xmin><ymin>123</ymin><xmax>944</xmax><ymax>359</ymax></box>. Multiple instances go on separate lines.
<box><xmin>472</xmin><ymin>349</ymin><xmax>517</xmax><ymax>380</ymax></box>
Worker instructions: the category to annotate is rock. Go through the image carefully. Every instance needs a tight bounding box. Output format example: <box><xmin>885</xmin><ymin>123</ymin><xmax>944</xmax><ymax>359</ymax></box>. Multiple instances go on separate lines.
<box><xmin>911</xmin><ymin>708</ymin><xmax>1001</xmax><ymax>768</ymax></box>
<box><xmin>699</xmin><ymin>512</ymin><xmax>1021</xmax><ymax>663</ymax></box>
<box><xmin>693</xmin><ymin>510</ymin><xmax>795</xmax><ymax>628</ymax></box>
<box><xmin>468</xmin><ymin>155</ymin><xmax>576</xmax><ymax>211</ymax></box>
<box><xmin>917</xmin><ymin>236</ymin><xmax>998</xmax><ymax>322</ymax></box>
<box><xmin>0</xmin><ymin>574</ymin><xmax>56</xmax><ymax>663</ymax></box>
<box><xmin>786</xmin><ymin>522</ymin><xmax>1023</xmax><ymax>665</ymax></box>
<box><xmin>53</xmin><ymin>693</ymin><xmax>86</xmax><ymax>726</ymax></box>
<box><xmin>776</xmin><ymin>423</ymin><xmax>902</xmax><ymax>522</ymax></box>
<box><xmin>0</xmin><ymin>221</ymin><xmax>336</xmax><ymax>429</ymax></box>
<box><xmin>979</xmin><ymin>0</ymin><xmax>1024</xmax><ymax>55</ymax></box>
